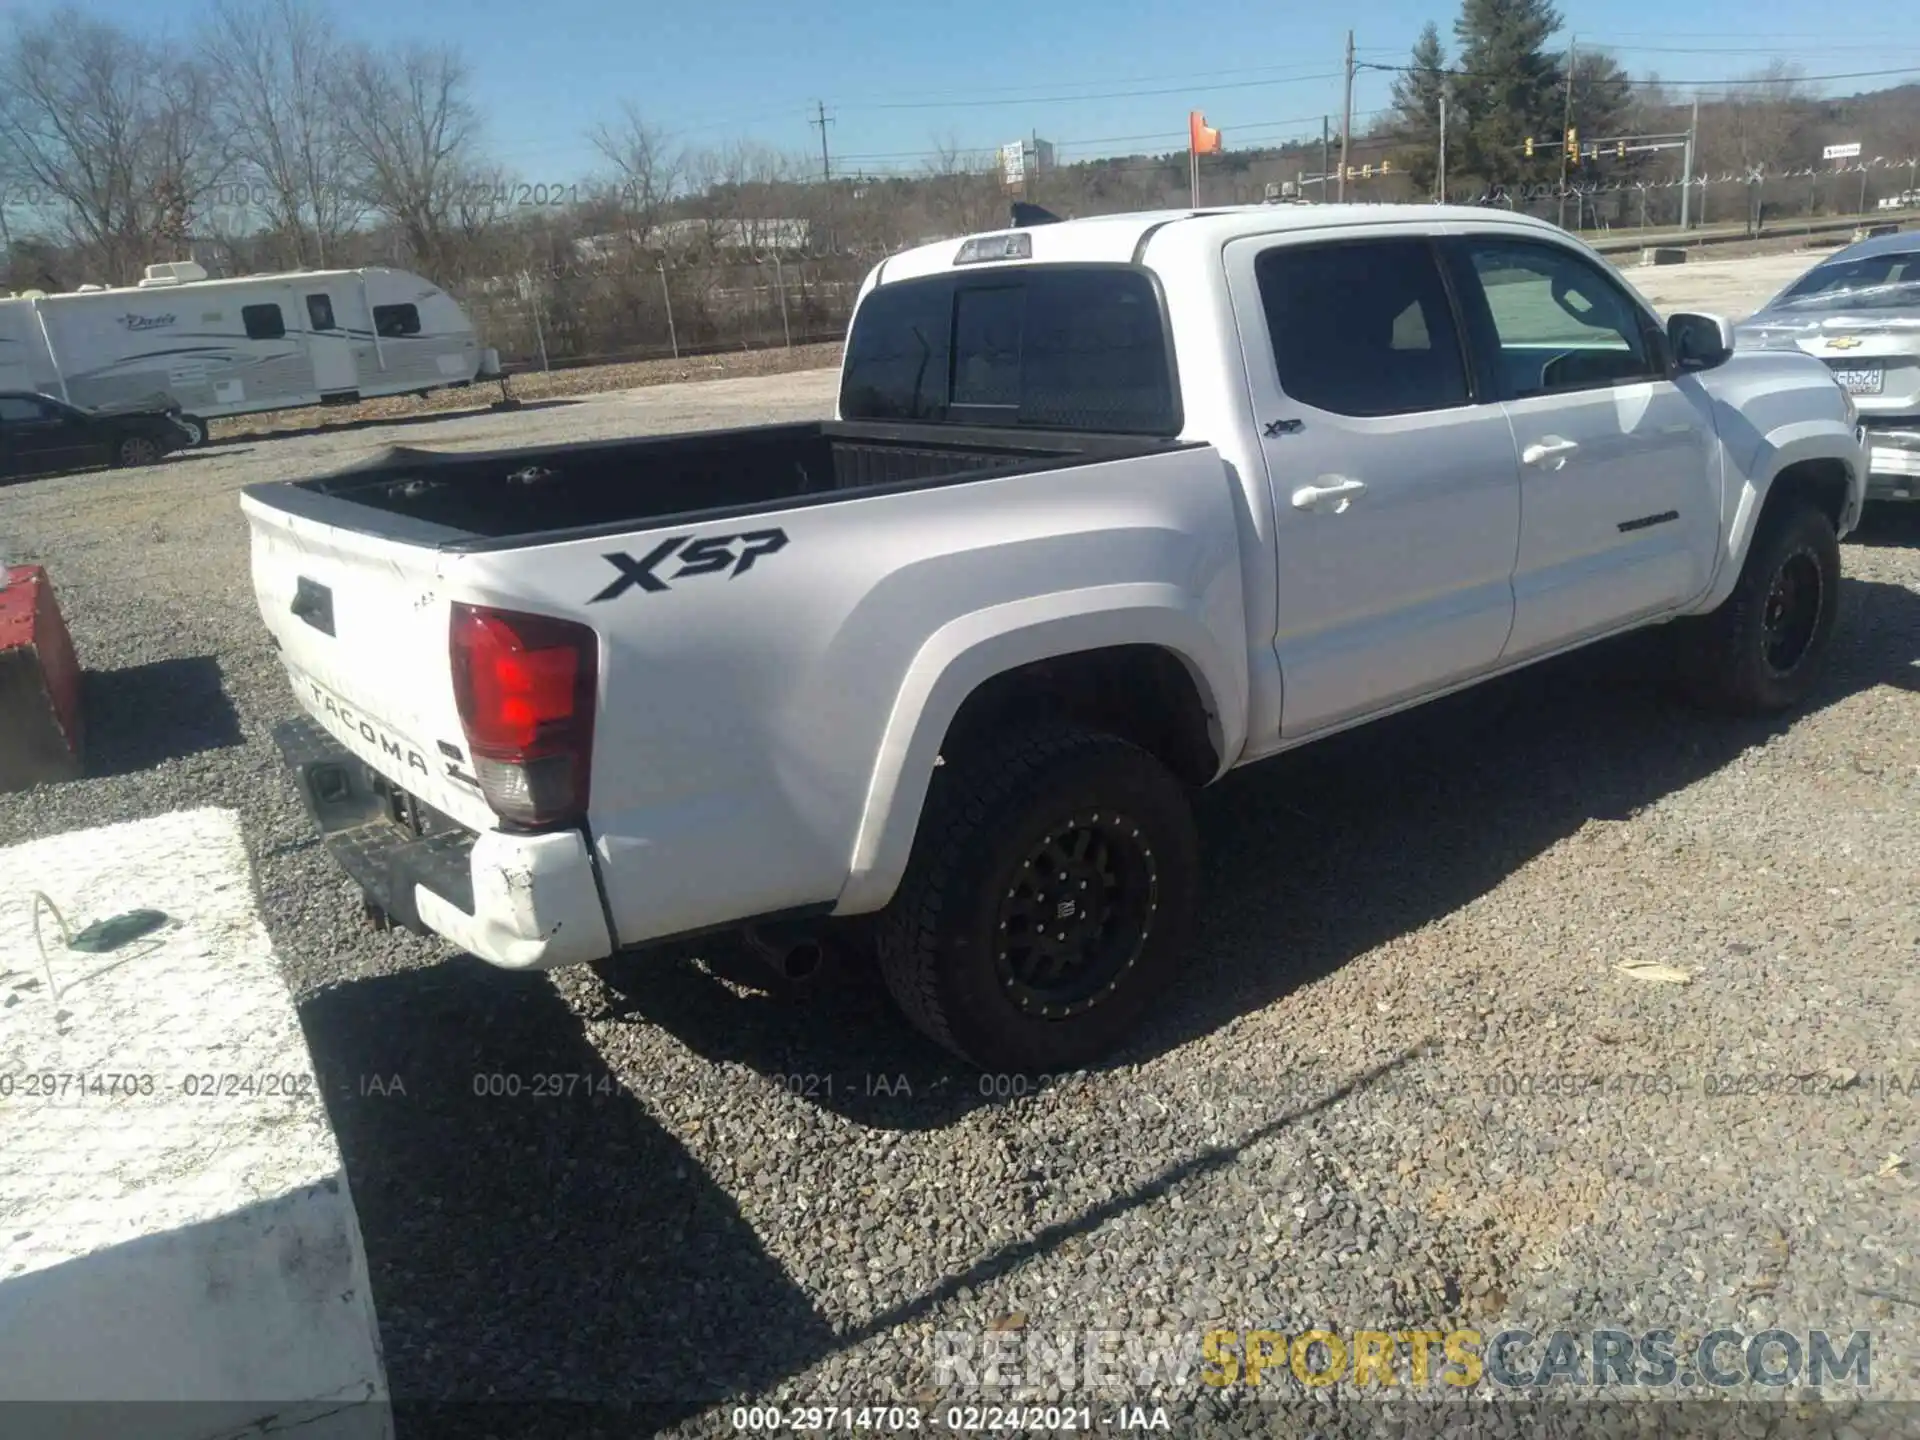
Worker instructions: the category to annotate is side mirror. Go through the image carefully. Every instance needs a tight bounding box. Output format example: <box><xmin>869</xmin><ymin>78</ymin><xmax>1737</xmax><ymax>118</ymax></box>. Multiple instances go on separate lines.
<box><xmin>1668</xmin><ymin>311</ymin><xmax>1735</xmax><ymax>371</ymax></box>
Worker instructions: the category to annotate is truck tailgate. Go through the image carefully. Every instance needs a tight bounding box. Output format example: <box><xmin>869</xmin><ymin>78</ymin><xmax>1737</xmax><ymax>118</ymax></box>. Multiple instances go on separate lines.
<box><xmin>243</xmin><ymin>496</ymin><xmax>495</xmax><ymax>835</ymax></box>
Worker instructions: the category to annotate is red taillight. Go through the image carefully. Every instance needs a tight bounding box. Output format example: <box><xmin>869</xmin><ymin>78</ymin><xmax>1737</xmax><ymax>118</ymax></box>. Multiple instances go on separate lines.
<box><xmin>449</xmin><ymin>602</ymin><xmax>597</xmax><ymax>828</ymax></box>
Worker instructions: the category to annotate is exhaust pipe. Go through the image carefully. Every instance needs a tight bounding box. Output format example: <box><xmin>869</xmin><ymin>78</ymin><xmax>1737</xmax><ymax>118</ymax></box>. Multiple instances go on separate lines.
<box><xmin>741</xmin><ymin>925</ymin><xmax>829</xmax><ymax>986</ymax></box>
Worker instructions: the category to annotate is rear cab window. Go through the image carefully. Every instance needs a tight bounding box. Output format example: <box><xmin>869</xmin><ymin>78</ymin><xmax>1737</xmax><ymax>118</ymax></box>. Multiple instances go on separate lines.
<box><xmin>839</xmin><ymin>264</ymin><xmax>1181</xmax><ymax>435</ymax></box>
<box><xmin>1253</xmin><ymin>237</ymin><xmax>1473</xmax><ymax>417</ymax></box>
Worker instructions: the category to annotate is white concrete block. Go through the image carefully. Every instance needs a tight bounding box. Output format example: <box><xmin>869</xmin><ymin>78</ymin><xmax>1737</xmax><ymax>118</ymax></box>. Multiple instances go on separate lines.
<box><xmin>0</xmin><ymin>807</ymin><xmax>391</xmax><ymax>1440</ymax></box>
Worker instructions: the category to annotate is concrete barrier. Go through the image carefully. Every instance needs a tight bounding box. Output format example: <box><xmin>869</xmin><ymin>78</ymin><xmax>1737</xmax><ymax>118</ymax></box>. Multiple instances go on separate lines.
<box><xmin>0</xmin><ymin>807</ymin><xmax>391</xmax><ymax>1440</ymax></box>
<box><xmin>1639</xmin><ymin>246</ymin><xmax>1688</xmax><ymax>266</ymax></box>
<box><xmin>0</xmin><ymin>565</ymin><xmax>84</xmax><ymax>794</ymax></box>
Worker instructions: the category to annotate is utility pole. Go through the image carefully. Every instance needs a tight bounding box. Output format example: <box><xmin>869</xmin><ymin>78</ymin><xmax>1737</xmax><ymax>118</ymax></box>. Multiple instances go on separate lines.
<box><xmin>1680</xmin><ymin>96</ymin><xmax>1697</xmax><ymax>230</ymax></box>
<box><xmin>1437</xmin><ymin>93</ymin><xmax>1448</xmax><ymax>203</ymax></box>
<box><xmin>810</xmin><ymin>101</ymin><xmax>834</xmax><ymax>182</ymax></box>
<box><xmin>1557</xmin><ymin>33</ymin><xmax>1576</xmax><ymax>229</ymax></box>
<box><xmin>1321</xmin><ymin>115</ymin><xmax>1331</xmax><ymax>202</ymax></box>
<box><xmin>1338</xmin><ymin>30</ymin><xmax>1354</xmax><ymax>202</ymax></box>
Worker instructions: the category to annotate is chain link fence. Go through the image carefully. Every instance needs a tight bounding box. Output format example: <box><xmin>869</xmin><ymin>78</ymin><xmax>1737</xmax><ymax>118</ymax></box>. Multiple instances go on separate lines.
<box><xmin>451</xmin><ymin>253</ymin><xmax>871</xmax><ymax>372</ymax></box>
<box><xmin>1434</xmin><ymin>162</ymin><xmax>1920</xmax><ymax>234</ymax></box>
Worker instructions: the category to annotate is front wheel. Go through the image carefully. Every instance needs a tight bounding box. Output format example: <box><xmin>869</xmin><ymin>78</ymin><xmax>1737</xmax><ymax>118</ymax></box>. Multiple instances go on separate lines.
<box><xmin>1674</xmin><ymin>501</ymin><xmax>1841</xmax><ymax>713</ymax></box>
<box><xmin>175</xmin><ymin>414</ymin><xmax>208</xmax><ymax>447</ymax></box>
<box><xmin>114</xmin><ymin>433</ymin><xmax>161</xmax><ymax>468</ymax></box>
<box><xmin>875</xmin><ymin>723</ymin><xmax>1199</xmax><ymax>1073</ymax></box>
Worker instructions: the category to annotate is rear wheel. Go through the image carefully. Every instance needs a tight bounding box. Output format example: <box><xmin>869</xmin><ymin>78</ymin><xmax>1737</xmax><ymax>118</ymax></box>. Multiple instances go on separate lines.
<box><xmin>1674</xmin><ymin>501</ymin><xmax>1841</xmax><ymax>713</ymax></box>
<box><xmin>875</xmin><ymin>723</ymin><xmax>1199</xmax><ymax>1072</ymax></box>
<box><xmin>114</xmin><ymin>433</ymin><xmax>161</xmax><ymax>468</ymax></box>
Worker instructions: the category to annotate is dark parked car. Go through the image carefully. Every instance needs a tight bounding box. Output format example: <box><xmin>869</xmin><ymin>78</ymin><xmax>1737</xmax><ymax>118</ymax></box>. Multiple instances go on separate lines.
<box><xmin>0</xmin><ymin>390</ymin><xmax>196</xmax><ymax>480</ymax></box>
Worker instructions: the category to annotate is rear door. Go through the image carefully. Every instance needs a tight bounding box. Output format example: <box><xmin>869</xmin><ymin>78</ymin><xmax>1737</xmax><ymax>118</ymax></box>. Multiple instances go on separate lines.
<box><xmin>1225</xmin><ymin>231</ymin><xmax>1522</xmax><ymax>738</ymax></box>
<box><xmin>242</xmin><ymin>500</ymin><xmax>496</xmax><ymax>833</ymax></box>
<box><xmin>1441</xmin><ymin>233</ymin><xmax>1723</xmax><ymax>660</ymax></box>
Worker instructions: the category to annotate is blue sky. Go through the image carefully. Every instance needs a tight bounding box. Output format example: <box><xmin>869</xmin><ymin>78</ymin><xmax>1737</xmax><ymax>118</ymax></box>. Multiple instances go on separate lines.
<box><xmin>51</xmin><ymin>0</ymin><xmax>1920</xmax><ymax>180</ymax></box>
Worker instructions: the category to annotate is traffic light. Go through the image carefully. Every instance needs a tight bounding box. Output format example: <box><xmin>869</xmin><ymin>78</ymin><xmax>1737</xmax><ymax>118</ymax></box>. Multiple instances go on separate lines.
<box><xmin>1381</xmin><ymin>158</ymin><xmax>1393</xmax><ymax>173</ymax></box>
<box><xmin>1616</xmin><ymin>140</ymin><xmax>1626</xmax><ymax>159</ymax></box>
<box><xmin>1524</xmin><ymin>136</ymin><xmax>1535</xmax><ymax>157</ymax></box>
<box><xmin>1362</xmin><ymin>163</ymin><xmax>1373</xmax><ymax>178</ymax></box>
<box><xmin>1565</xmin><ymin>126</ymin><xmax>1578</xmax><ymax>151</ymax></box>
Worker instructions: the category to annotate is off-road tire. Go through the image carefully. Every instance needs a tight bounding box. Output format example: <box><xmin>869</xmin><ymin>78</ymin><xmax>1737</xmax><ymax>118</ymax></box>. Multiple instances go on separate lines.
<box><xmin>875</xmin><ymin>723</ymin><xmax>1199</xmax><ymax>1072</ymax></box>
<box><xmin>1674</xmin><ymin>501</ymin><xmax>1840</xmax><ymax>714</ymax></box>
<box><xmin>176</xmin><ymin>414</ymin><xmax>208</xmax><ymax>447</ymax></box>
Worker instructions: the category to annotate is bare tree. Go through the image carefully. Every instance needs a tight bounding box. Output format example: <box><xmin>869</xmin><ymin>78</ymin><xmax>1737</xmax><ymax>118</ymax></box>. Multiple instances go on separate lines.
<box><xmin>331</xmin><ymin>40</ymin><xmax>479</xmax><ymax>279</ymax></box>
<box><xmin>921</xmin><ymin>135</ymin><xmax>1004</xmax><ymax>237</ymax></box>
<box><xmin>204</xmin><ymin>0</ymin><xmax>365</xmax><ymax>267</ymax></box>
<box><xmin>1704</xmin><ymin>61</ymin><xmax>1812</xmax><ymax>174</ymax></box>
<box><xmin>685</xmin><ymin>140</ymin><xmax>802</xmax><ymax>247</ymax></box>
<box><xmin>588</xmin><ymin>102</ymin><xmax>682</xmax><ymax>242</ymax></box>
<box><xmin>0</xmin><ymin>7</ymin><xmax>227</xmax><ymax>284</ymax></box>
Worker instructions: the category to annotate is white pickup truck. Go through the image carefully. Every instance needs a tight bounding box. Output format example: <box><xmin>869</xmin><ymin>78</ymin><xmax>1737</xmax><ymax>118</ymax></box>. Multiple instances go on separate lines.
<box><xmin>244</xmin><ymin>204</ymin><xmax>1866</xmax><ymax>1071</ymax></box>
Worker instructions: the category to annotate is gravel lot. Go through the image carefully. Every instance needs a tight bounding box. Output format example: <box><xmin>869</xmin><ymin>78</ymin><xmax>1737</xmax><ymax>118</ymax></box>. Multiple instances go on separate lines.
<box><xmin>1</xmin><ymin>247</ymin><xmax>1917</xmax><ymax>1437</ymax></box>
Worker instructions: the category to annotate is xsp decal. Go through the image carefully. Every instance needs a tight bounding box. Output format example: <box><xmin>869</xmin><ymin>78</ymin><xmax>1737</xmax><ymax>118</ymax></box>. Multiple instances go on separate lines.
<box><xmin>588</xmin><ymin>528</ymin><xmax>789</xmax><ymax>601</ymax></box>
<box><xmin>1617</xmin><ymin>510</ymin><xmax>1679</xmax><ymax>534</ymax></box>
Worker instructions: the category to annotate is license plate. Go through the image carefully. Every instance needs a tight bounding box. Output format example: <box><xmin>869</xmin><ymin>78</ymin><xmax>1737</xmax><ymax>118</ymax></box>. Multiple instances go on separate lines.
<box><xmin>1836</xmin><ymin>366</ymin><xmax>1884</xmax><ymax>395</ymax></box>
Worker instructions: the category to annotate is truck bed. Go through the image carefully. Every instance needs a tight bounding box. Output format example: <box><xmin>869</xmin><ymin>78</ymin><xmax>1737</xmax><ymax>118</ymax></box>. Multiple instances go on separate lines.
<box><xmin>241</xmin><ymin>419</ymin><xmax>1187</xmax><ymax>550</ymax></box>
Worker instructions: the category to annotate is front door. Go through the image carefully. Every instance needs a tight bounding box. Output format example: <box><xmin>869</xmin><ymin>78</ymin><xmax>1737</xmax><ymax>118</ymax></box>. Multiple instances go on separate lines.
<box><xmin>305</xmin><ymin>292</ymin><xmax>357</xmax><ymax>393</ymax></box>
<box><xmin>0</xmin><ymin>394</ymin><xmax>93</xmax><ymax>476</ymax></box>
<box><xmin>1441</xmin><ymin>233</ymin><xmax>1723</xmax><ymax>661</ymax></box>
<box><xmin>1226</xmin><ymin>231</ymin><xmax>1523</xmax><ymax>739</ymax></box>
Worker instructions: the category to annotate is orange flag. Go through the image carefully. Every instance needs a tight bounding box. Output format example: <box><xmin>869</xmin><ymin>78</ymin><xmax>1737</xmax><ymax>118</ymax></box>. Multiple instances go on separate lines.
<box><xmin>1189</xmin><ymin>111</ymin><xmax>1222</xmax><ymax>155</ymax></box>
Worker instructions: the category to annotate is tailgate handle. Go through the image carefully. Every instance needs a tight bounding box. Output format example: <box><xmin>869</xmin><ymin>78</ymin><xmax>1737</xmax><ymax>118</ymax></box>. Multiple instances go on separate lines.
<box><xmin>291</xmin><ymin>577</ymin><xmax>335</xmax><ymax>636</ymax></box>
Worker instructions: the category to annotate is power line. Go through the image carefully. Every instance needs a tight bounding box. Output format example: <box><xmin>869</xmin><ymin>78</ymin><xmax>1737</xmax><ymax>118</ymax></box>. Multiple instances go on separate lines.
<box><xmin>828</xmin><ymin>60</ymin><xmax>1355</xmax><ymax>107</ymax></box>
<box><xmin>1594</xmin><ymin>42</ymin><xmax>1920</xmax><ymax>55</ymax></box>
<box><xmin>1356</xmin><ymin>58</ymin><xmax>1920</xmax><ymax>89</ymax></box>
<box><xmin>832</xmin><ymin>106</ymin><xmax>1401</xmax><ymax>169</ymax></box>
<box><xmin>851</xmin><ymin>71</ymin><xmax>1346</xmax><ymax>112</ymax></box>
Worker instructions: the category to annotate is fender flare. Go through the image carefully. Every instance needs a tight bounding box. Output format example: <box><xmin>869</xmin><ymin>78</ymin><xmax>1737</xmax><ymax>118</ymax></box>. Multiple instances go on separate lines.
<box><xmin>1696</xmin><ymin>418</ymin><xmax>1864</xmax><ymax>615</ymax></box>
<box><xmin>833</xmin><ymin>584</ymin><xmax>1248</xmax><ymax>915</ymax></box>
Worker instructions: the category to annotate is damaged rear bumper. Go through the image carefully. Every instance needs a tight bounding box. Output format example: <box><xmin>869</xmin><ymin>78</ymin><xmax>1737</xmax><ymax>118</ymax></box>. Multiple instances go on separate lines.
<box><xmin>272</xmin><ymin>717</ymin><xmax>613</xmax><ymax>970</ymax></box>
<box><xmin>1861</xmin><ymin>422</ymin><xmax>1920</xmax><ymax>499</ymax></box>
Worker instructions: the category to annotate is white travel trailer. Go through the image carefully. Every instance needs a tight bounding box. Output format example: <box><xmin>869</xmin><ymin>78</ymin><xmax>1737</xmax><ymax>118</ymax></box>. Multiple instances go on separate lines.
<box><xmin>0</xmin><ymin>262</ymin><xmax>500</xmax><ymax>444</ymax></box>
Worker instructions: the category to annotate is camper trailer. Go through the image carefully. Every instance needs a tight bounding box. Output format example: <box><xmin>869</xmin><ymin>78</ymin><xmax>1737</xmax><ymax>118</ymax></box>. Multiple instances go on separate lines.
<box><xmin>0</xmin><ymin>262</ymin><xmax>500</xmax><ymax>445</ymax></box>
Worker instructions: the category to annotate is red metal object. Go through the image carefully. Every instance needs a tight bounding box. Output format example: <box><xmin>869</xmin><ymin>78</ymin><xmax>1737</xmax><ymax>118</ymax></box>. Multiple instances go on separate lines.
<box><xmin>0</xmin><ymin>564</ymin><xmax>85</xmax><ymax>791</ymax></box>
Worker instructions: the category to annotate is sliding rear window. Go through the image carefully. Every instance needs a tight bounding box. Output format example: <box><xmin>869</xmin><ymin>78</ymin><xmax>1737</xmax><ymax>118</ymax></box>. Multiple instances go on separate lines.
<box><xmin>839</xmin><ymin>264</ymin><xmax>1181</xmax><ymax>435</ymax></box>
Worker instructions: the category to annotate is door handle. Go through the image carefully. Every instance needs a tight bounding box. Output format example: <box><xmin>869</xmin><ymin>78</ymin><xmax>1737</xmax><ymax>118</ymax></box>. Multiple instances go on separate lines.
<box><xmin>1522</xmin><ymin>436</ymin><xmax>1580</xmax><ymax>467</ymax></box>
<box><xmin>1290</xmin><ymin>476</ymin><xmax>1367</xmax><ymax>513</ymax></box>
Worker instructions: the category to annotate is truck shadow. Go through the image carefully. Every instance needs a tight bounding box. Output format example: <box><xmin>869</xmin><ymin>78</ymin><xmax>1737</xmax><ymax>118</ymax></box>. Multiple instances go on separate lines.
<box><xmin>596</xmin><ymin>573</ymin><xmax>1920</xmax><ymax>1128</ymax></box>
<box><xmin>299</xmin><ymin>959</ymin><xmax>1424</xmax><ymax>1436</ymax></box>
<box><xmin>79</xmin><ymin>655</ymin><xmax>245</xmax><ymax>779</ymax></box>
<box><xmin>297</xmin><ymin>963</ymin><xmax>840</xmax><ymax>1429</ymax></box>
